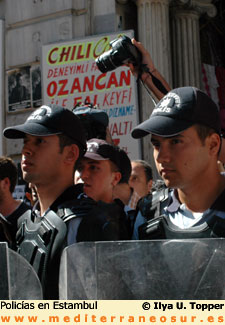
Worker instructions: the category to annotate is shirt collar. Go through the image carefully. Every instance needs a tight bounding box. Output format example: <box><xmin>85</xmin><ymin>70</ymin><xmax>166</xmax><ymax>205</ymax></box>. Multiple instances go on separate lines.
<box><xmin>166</xmin><ymin>185</ymin><xmax>225</xmax><ymax>212</ymax></box>
<box><xmin>32</xmin><ymin>183</ymin><xmax>83</xmax><ymax>216</ymax></box>
<box><xmin>50</xmin><ymin>184</ymin><xmax>83</xmax><ymax>211</ymax></box>
<box><xmin>167</xmin><ymin>186</ymin><xmax>225</xmax><ymax>214</ymax></box>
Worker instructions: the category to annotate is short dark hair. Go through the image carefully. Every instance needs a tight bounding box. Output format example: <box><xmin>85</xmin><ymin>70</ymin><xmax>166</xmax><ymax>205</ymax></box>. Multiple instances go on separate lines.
<box><xmin>108</xmin><ymin>160</ymin><xmax>123</xmax><ymax>183</ymax></box>
<box><xmin>194</xmin><ymin>124</ymin><xmax>217</xmax><ymax>143</ymax></box>
<box><xmin>194</xmin><ymin>124</ymin><xmax>221</xmax><ymax>155</ymax></box>
<box><xmin>57</xmin><ymin>134</ymin><xmax>86</xmax><ymax>172</ymax></box>
<box><xmin>132</xmin><ymin>160</ymin><xmax>153</xmax><ymax>182</ymax></box>
<box><xmin>57</xmin><ymin>134</ymin><xmax>85</xmax><ymax>160</ymax></box>
<box><xmin>0</xmin><ymin>156</ymin><xmax>18</xmax><ymax>193</ymax></box>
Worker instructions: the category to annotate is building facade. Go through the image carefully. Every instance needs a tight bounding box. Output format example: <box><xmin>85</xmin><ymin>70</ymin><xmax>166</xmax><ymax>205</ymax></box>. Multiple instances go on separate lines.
<box><xmin>1</xmin><ymin>0</ymin><xmax>224</xmax><ymax>178</ymax></box>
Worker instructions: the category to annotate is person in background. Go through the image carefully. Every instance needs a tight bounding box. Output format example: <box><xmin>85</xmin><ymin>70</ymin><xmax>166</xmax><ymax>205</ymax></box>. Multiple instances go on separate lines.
<box><xmin>78</xmin><ymin>139</ymin><xmax>130</xmax><ymax>203</ymax></box>
<box><xmin>72</xmin><ymin>138</ymin><xmax>132</xmax><ymax>242</ymax></box>
<box><xmin>128</xmin><ymin>38</ymin><xmax>171</xmax><ymax>101</ymax></box>
<box><xmin>129</xmin><ymin>160</ymin><xmax>153</xmax><ymax>209</ymax></box>
<box><xmin>0</xmin><ymin>156</ymin><xmax>30</xmax><ymax>246</ymax></box>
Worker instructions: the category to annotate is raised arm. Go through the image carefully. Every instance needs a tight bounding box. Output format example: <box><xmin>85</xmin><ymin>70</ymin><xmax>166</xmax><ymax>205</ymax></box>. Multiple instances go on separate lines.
<box><xmin>129</xmin><ymin>39</ymin><xmax>171</xmax><ymax>100</ymax></box>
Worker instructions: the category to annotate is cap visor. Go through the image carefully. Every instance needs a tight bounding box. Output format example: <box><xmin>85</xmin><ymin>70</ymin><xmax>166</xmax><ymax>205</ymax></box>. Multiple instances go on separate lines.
<box><xmin>3</xmin><ymin>123</ymin><xmax>61</xmax><ymax>139</ymax></box>
<box><xmin>132</xmin><ymin>115</ymin><xmax>193</xmax><ymax>138</ymax></box>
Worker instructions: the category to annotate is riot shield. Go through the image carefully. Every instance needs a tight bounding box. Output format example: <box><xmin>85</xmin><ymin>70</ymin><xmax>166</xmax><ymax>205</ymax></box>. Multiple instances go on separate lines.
<box><xmin>0</xmin><ymin>242</ymin><xmax>43</xmax><ymax>299</ymax></box>
<box><xmin>59</xmin><ymin>239</ymin><xmax>225</xmax><ymax>299</ymax></box>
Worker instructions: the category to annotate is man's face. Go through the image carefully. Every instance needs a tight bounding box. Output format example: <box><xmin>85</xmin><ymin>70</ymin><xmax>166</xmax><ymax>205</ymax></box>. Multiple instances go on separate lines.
<box><xmin>78</xmin><ymin>158</ymin><xmax>119</xmax><ymax>203</ymax></box>
<box><xmin>151</xmin><ymin>126</ymin><xmax>216</xmax><ymax>191</ymax></box>
<box><xmin>129</xmin><ymin>162</ymin><xmax>151</xmax><ymax>197</ymax></box>
<box><xmin>21</xmin><ymin>134</ymin><xmax>66</xmax><ymax>186</ymax></box>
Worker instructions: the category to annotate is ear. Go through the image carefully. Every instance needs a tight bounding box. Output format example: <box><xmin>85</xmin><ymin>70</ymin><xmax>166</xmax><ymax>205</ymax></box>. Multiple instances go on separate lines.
<box><xmin>64</xmin><ymin>144</ymin><xmax>80</xmax><ymax>165</ymax></box>
<box><xmin>208</xmin><ymin>133</ymin><xmax>221</xmax><ymax>156</ymax></box>
<box><xmin>112</xmin><ymin>171</ymin><xmax>122</xmax><ymax>187</ymax></box>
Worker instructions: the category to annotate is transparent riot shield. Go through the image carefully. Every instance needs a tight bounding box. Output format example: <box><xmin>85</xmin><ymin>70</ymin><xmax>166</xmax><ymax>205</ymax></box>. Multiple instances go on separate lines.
<box><xmin>0</xmin><ymin>242</ymin><xmax>43</xmax><ymax>299</ymax></box>
<box><xmin>59</xmin><ymin>239</ymin><xmax>225</xmax><ymax>299</ymax></box>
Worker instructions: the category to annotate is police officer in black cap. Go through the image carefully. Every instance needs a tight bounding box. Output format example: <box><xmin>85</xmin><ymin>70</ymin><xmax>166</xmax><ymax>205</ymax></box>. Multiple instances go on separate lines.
<box><xmin>4</xmin><ymin>105</ymin><xmax>87</xmax><ymax>298</ymax></box>
<box><xmin>132</xmin><ymin>87</ymin><xmax>225</xmax><ymax>240</ymax></box>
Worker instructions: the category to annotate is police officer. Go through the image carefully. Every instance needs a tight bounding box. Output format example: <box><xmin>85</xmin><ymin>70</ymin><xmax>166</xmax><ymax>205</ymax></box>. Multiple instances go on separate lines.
<box><xmin>3</xmin><ymin>105</ymin><xmax>87</xmax><ymax>297</ymax></box>
<box><xmin>131</xmin><ymin>86</ymin><xmax>225</xmax><ymax>239</ymax></box>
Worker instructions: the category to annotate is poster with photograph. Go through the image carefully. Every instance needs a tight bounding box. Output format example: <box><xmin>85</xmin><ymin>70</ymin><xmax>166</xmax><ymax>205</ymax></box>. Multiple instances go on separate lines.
<box><xmin>7</xmin><ymin>66</ymin><xmax>31</xmax><ymax>112</ymax></box>
<box><xmin>31</xmin><ymin>65</ymin><xmax>42</xmax><ymax>108</ymax></box>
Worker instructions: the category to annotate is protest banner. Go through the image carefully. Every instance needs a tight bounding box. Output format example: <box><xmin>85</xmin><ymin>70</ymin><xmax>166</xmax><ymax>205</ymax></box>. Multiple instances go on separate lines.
<box><xmin>42</xmin><ymin>30</ymin><xmax>141</xmax><ymax>159</ymax></box>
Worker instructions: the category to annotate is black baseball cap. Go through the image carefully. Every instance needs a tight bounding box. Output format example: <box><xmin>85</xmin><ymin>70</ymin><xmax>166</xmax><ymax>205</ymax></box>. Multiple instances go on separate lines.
<box><xmin>132</xmin><ymin>87</ymin><xmax>221</xmax><ymax>138</ymax></box>
<box><xmin>73</xmin><ymin>105</ymin><xmax>109</xmax><ymax>127</ymax></box>
<box><xmin>3</xmin><ymin>105</ymin><xmax>87</xmax><ymax>153</ymax></box>
<box><xmin>84</xmin><ymin>138</ymin><xmax>131</xmax><ymax>183</ymax></box>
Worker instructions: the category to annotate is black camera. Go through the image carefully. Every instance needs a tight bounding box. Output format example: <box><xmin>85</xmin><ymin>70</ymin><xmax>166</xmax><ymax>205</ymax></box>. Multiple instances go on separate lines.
<box><xmin>95</xmin><ymin>35</ymin><xmax>142</xmax><ymax>73</ymax></box>
<box><xmin>73</xmin><ymin>102</ymin><xmax>109</xmax><ymax>140</ymax></box>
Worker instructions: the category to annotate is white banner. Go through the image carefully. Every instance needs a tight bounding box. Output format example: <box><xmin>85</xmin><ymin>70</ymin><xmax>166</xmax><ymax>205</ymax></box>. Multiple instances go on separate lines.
<box><xmin>42</xmin><ymin>30</ymin><xmax>141</xmax><ymax>159</ymax></box>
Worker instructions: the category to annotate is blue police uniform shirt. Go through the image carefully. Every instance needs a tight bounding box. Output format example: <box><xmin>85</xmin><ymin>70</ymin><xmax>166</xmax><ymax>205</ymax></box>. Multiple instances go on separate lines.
<box><xmin>132</xmin><ymin>188</ymin><xmax>225</xmax><ymax>239</ymax></box>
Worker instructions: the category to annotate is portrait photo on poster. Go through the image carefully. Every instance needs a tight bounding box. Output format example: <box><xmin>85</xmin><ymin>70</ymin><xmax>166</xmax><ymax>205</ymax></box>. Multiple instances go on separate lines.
<box><xmin>7</xmin><ymin>66</ymin><xmax>31</xmax><ymax>112</ymax></box>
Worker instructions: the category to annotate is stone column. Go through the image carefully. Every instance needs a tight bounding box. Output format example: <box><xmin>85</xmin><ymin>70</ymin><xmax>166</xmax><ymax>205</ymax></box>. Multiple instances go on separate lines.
<box><xmin>135</xmin><ymin>0</ymin><xmax>172</xmax><ymax>175</ymax></box>
<box><xmin>170</xmin><ymin>0</ymin><xmax>217</xmax><ymax>88</ymax></box>
<box><xmin>137</xmin><ymin>0</ymin><xmax>172</xmax><ymax>85</ymax></box>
